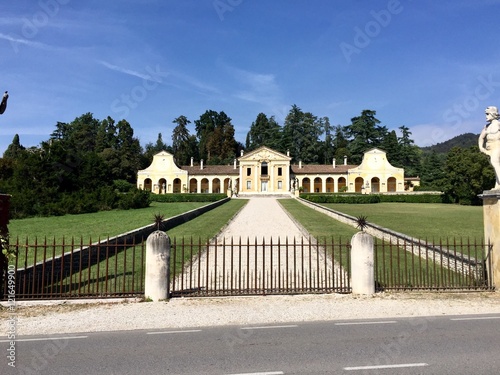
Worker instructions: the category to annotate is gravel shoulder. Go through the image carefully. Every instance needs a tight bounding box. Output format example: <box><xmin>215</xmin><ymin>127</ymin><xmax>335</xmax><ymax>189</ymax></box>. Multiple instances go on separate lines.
<box><xmin>2</xmin><ymin>292</ymin><xmax>500</xmax><ymax>336</ymax></box>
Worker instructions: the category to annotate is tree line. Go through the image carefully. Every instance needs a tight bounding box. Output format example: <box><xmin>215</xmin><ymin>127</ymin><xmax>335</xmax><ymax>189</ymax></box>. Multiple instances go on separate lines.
<box><xmin>0</xmin><ymin>105</ymin><xmax>494</xmax><ymax>219</ymax></box>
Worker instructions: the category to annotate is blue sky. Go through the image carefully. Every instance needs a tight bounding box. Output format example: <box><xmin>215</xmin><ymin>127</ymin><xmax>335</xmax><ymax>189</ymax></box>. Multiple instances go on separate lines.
<box><xmin>1</xmin><ymin>0</ymin><xmax>500</xmax><ymax>155</ymax></box>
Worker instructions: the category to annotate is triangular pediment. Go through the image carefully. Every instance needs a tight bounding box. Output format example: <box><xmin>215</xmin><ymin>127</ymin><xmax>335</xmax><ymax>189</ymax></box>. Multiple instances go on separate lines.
<box><xmin>238</xmin><ymin>146</ymin><xmax>291</xmax><ymax>162</ymax></box>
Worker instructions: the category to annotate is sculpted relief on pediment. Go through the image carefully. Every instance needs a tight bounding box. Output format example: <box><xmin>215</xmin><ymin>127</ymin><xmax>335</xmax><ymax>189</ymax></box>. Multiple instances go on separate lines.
<box><xmin>250</xmin><ymin>150</ymin><xmax>282</xmax><ymax>161</ymax></box>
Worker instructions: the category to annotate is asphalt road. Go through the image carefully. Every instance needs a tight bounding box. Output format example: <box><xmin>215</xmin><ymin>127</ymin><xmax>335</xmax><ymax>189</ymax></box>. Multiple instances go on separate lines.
<box><xmin>3</xmin><ymin>314</ymin><xmax>500</xmax><ymax>375</ymax></box>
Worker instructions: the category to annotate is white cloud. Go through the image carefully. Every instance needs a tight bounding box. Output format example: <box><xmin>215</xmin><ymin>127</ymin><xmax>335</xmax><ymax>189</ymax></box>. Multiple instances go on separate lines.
<box><xmin>0</xmin><ymin>32</ymin><xmax>54</xmax><ymax>50</ymax></box>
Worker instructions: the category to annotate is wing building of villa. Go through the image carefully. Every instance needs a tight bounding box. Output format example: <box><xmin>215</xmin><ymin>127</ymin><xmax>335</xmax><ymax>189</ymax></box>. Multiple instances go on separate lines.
<box><xmin>137</xmin><ymin>146</ymin><xmax>408</xmax><ymax>195</ymax></box>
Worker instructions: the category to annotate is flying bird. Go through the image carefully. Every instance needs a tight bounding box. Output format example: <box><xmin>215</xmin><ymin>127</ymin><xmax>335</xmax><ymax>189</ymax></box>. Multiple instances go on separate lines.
<box><xmin>0</xmin><ymin>91</ymin><xmax>8</xmax><ymax>114</ymax></box>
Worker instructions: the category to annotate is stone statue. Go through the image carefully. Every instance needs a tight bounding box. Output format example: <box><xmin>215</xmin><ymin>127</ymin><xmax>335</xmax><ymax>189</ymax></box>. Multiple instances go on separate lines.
<box><xmin>0</xmin><ymin>91</ymin><xmax>8</xmax><ymax>115</ymax></box>
<box><xmin>479</xmin><ymin>106</ymin><xmax>500</xmax><ymax>189</ymax></box>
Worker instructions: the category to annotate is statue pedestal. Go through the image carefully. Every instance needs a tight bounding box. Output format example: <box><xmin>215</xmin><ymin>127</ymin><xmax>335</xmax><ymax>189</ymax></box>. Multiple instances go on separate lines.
<box><xmin>480</xmin><ymin>190</ymin><xmax>500</xmax><ymax>289</ymax></box>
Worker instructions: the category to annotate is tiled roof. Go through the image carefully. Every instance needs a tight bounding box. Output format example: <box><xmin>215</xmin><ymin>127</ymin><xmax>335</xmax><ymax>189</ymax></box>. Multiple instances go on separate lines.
<box><xmin>291</xmin><ymin>164</ymin><xmax>357</xmax><ymax>174</ymax></box>
<box><xmin>181</xmin><ymin>165</ymin><xmax>239</xmax><ymax>175</ymax></box>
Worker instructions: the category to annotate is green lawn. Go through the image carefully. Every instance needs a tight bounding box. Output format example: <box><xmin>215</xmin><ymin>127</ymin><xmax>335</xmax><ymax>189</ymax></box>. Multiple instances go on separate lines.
<box><xmin>280</xmin><ymin>199</ymin><xmax>485</xmax><ymax>290</ymax></box>
<box><xmin>35</xmin><ymin>199</ymin><xmax>249</xmax><ymax>296</ymax></box>
<box><xmin>8</xmin><ymin>201</ymin><xmax>211</xmax><ymax>242</ymax></box>
<box><xmin>320</xmin><ymin>203</ymin><xmax>484</xmax><ymax>243</ymax></box>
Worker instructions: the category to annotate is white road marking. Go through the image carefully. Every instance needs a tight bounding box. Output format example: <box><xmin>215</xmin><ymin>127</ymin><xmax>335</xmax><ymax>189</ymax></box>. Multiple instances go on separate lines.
<box><xmin>0</xmin><ymin>335</ymin><xmax>87</xmax><ymax>343</ymax></box>
<box><xmin>344</xmin><ymin>363</ymin><xmax>429</xmax><ymax>371</ymax></box>
<box><xmin>451</xmin><ymin>316</ymin><xmax>500</xmax><ymax>321</ymax></box>
<box><xmin>335</xmin><ymin>321</ymin><xmax>397</xmax><ymax>326</ymax></box>
<box><xmin>147</xmin><ymin>329</ymin><xmax>202</xmax><ymax>335</ymax></box>
<box><xmin>240</xmin><ymin>325</ymin><xmax>298</xmax><ymax>330</ymax></box>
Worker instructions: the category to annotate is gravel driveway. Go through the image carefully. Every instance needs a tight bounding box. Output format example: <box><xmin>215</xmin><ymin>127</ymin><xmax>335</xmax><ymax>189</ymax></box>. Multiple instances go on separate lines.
<box><xmin>173</xmin><ymin>198</ymin><xmax>347</xmax><ymax>294</ymax></box>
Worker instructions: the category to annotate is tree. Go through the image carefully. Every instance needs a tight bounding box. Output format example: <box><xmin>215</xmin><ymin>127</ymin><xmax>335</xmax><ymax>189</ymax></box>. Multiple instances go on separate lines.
<box><xmin>194</xmin><ymin>110</ymin><xmax>237</xmax><ymax>163</ymax></box>
<box><xmin>344</xmin><ymin>110</ymin><xmax>384</xmax><ymax>164</ymax></box>
<box><xmin>3</xmin><ymin>134</ymin><xmax>25</xmax><ymax>159</ymax></box>
<box><xmin>382</xmin><ymin>130</ymin><xmax>401</xmax><ymax>167</ymax></box>
<box><xmin>398</xmin><ymin>125</ymin><xmax>421</xmax><ymax>176</ymax></box>
<box><xmin>333</xmin><ymin>125</ymin><xmax>350</xmax><ymax>164</ymax></box>
<box><xmin>319</xmin><ymin>116</ymin><xmax>334</xmax><ymax>164</ymax></box>
<box><xmin>172</xmin><ymin>116</ymin><xmax>193</xmax><ymax>166</ymax></box>
<box><xmin>245</xmin><ymin>113</ymin><xmax>282</xmax><ymax>151</ymax></box>
<box><xmin>442</xmin><ymin>146</ymin><xmax>494</xmax><ymax>205</ymax></box>
<box><xmin>282</xmin><ymin>105</ymin><xmax>323</xmax><ymax>163</ymax></box>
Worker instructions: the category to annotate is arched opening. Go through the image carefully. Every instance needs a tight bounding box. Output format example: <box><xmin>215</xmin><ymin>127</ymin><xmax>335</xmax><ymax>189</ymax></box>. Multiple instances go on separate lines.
<box><xmin>314</xmin><ymin>177</ymin><xmax>322</xmax><ymax>193</ymax></box>
<box><xmin>158</xmin><ymin>178</ymin><xmax>167</xmax><ymax>194</ymax></box>
<box><xmin>371</xmin><ymin>177</ymin><xmax>380</xmax><ymax>193</ymax></box>
<box><xmin>355</xmin><ymin>177</ymin><xmax>364</xmax><ymax>193</ymax></box>
<box><xmin>213</xmin><ymin>178</ymin><xmax>221</xmax><ymax>193</ymax></box>
<box><xmin>338</xmin><ymin>177</ymin><xmax>346</xmax><ymax>192</ymax></box>
<box><xmin>173</xmin><ymin>178</ymin><xmax>182</xmax><ymax>193</ymax></box>
<box><xmin>201</xmin><ymin>178</ymin><xmax>209</xmax><ymax>193</ymax></box>
<box><xmin>387</xmin><ymin>177</ymin><xmax>397</xmax><ymax>192</ymax></box>
<box><xmin>302</xmin><ymin>178</ymin><xmax>311</xmax><ymax>193</ymax></box>
<box><xmin>326</xmin><ymin>177</ymin><xmax>334</xmax><ymax>193</ymax></box>
<box><xmin>144</xmin><ymin>178</ymin><xmax>152</xmax><ymax>192</ymax></box>
<box><xmin>189</xmin><ymin>178</ymin><xmax>197</xmax><ymax>193</ymax></box>
<box><xmin>224</xmin><ymin>178</ymin><xmax>230</xmax><ymax>192</ymax></box>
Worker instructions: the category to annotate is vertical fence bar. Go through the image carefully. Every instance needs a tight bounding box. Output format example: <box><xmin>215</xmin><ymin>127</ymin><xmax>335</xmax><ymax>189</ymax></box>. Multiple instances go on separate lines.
<box><xmin>131</xmin><ymin>240</ymin><xmax>137</xmax><ymax>294</ymax></box>
<box><xmin>269</xmin><ymin>237</ymin><xmax>273</xmax><ymax>292</ymax></box>
<box><xmin>222</xmin><ymin>237</ymin><xmax>226</xmax><ymax>294</ymax></box>
<box><xmin>172</xmin><ymin>237</ymin><xmax>177</xmax><ymax>296</ymax></box>
<box><xmin>40</xmin><ymin>238</ymin><xmax>47</xmax><ymax>297</ymax></box>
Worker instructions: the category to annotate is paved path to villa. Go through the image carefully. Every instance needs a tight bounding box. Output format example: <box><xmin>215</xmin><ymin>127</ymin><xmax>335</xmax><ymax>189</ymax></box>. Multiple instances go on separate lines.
<box><xmin>173</xmin><ymin>197</ymin><xmax>348</xmax><ymax>294</ymax></box>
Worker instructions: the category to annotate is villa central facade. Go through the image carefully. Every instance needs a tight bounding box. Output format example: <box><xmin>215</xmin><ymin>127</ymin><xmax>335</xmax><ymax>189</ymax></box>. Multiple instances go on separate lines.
<box><xmin>137</xmin><ymin>146</ymin><xmax>407</xmax><ymax>195</ymax></box>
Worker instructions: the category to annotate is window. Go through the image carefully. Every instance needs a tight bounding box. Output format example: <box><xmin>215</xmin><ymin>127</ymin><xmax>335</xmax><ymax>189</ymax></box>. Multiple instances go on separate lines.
<box><xmin>261</xmin><ymin>162</ymin><xmax>268</xmax><ymax>176</ymax></box>
<box><xmin>278</xmin><ymin>167</ymin><xmax>282</xmax><ymax>176</ymax></box>
<box><xmin>246</xmin><ymin>181</ymin><xmax>251</xmax><ymax>189</ymax></box>
<box><xmin>278</xmin><ymin>181</ymin><xmax>282</xmax><ymax>189</ymax></box>
<box><xmin>247</xmin><ymin>167</ymin><xmax>251</xmax><ymax>176</ymax></box>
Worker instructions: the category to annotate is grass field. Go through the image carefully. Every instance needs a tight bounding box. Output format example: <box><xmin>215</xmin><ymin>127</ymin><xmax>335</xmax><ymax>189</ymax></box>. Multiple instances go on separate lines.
<box><xmin>320</xmin><ymin>203</ymin><xmax>484</xmax><ymax>242</ymax></box>
<box><xmin>279</xmin><ymin>199</ymin><xmax>485</xmax><ymax>290</ymax></box>
<box><xmin>8</xmin><ymin>202</ymin><xmax>211</xmax><ymax>242</ymax></box>
<box><xmin>17</xmin><ymin>199</ymin><xmax>249</xmax><ymax>296</ymax></box>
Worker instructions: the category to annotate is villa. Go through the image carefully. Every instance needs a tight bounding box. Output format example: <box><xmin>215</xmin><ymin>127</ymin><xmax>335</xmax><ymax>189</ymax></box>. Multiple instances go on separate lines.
<box><xmin>137</xmin><ymin>146</ymin><xmax>409</xmax><ymax>195</ymax></box>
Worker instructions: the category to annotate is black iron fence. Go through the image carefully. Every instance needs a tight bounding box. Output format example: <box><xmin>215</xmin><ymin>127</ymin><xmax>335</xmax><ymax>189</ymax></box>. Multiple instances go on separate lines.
<box><xmin>0</xmin><ymin>236</ymin><xmax>494</xmax><ymax>300</ymax></box>
<box><xmin>170</xmin><ymin>236</ymin><xmax>351</xmax><ymax>296</ymax></box>
<box><xmin>374</xmin><ymin>238</ymin><xmax>493</xmax><ymax>291</ymax></box>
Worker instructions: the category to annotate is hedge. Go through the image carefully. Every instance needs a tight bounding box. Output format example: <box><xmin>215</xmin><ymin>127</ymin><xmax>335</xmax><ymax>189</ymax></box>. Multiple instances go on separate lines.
<box><xmin>149</xmin><ymin>193</ymin><xmax>227</xmax><ymax>203</ymax></box>
<box><xmin>377</xmin><ymin>194</ymin><xmax>445</xmax><ymax>203</ymax></box>
<box><xmin>300</xmin><ymin>193</ymin><xmax>445</xmax><ymax>204</ymax></box>
<box><xmin>300</xmin><ymin>194</ymin><xmax>380</xmax><ymax>204</ymax></box>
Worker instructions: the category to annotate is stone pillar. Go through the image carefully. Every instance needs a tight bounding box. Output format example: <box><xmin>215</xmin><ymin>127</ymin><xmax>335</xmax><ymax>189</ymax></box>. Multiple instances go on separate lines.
<box><xmin>480</xmin><ymin>190</ymin><xmax>500</xmax><ymax>289</ymax></box>
<box><xmin>145</xmin><ymin>231</ymin><xmax>170</xmax><ymax>301</ymax></box>
<box><xmin>350</xmin><ymin>231</ymin><xmax>375</xmax><ymax>295</ymax></box>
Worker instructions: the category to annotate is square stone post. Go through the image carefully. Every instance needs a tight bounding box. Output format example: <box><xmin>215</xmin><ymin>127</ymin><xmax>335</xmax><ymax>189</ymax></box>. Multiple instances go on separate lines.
<box><xmin>480</xmin><ymin>190</ymin><xmax>500</xmax><ymax>289</ymax></box>
<box><xmin>145</xmin><ymin>231</ymin><xmax>171</xmax><ymax>301</ymax></box>
<box><xmin>350</xmin><ymin>231</ymin><xmax>375</xmax><ymax>295</ymax></box>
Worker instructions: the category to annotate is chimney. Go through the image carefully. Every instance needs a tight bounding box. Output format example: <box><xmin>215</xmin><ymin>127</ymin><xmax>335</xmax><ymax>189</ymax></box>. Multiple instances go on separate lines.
<box><xmin>344</xmin><ymin>155</ymin><xmax>347</xmax><ymax>165</ymax></box>
<box><xmin>240</xmin><ymin>150</ymin><xmax>244</xmax><ymax>157</ymax></box>
<box><xmin>287</xmin><ymin>150</ymin><xmax>290</xmax><ymax>157</ymax></box>
<box><xmin>190</xmin><ymin>157</ymin><xmax>194</xmax><ymax>167</ymax></box>
<box><xmin>333</xmin><ymin>158</ymin><xmax>336</xmax><ymax>169</ymax></box>
<box><xmin>299</xmin><ymin>160</ymin><xmax>302</xmax><ymax>169</ymax></box>
<box><xmin>233</xmin><ymin>158</ymin><xmax>237</xmax><ymax>169</ymax></box>
<box><xmin>200</xmin><ymin>159</ymin><xmax>204</xmax><ymax>170</ymax></box>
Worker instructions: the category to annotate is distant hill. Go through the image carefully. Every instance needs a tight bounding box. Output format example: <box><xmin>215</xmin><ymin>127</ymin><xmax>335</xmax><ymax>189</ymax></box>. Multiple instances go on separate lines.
<box><xmin>420</xmin><ymin>133</ymin><xmax>478</xmax><ymax>154</ymax></box>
